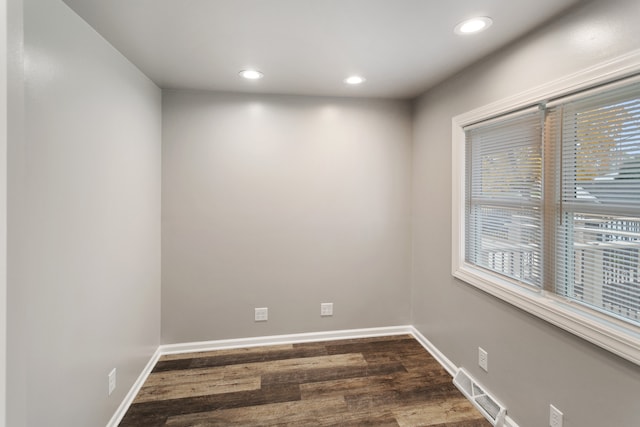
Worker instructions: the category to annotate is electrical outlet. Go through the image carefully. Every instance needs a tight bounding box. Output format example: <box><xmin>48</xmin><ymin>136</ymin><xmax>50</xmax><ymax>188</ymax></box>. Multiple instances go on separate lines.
<box><xmin>255</xmin><ymin>307</ymin><xmax>268</xmax><ymax>322</ymax></box>
<box><xmin>108</xmin><ymin>368</ymin><xmax>116</xmax><ymax>396</ymax></box>
<box><xmin>550</xmin><ymin>404</ymin><xmax>563</xmax><ymax>427</ymax></box>
<box><xmin>320</xmin><ymin>302</ymin><xmax>333</xmax><ymax>316</ymax></box>
<box><xmin>478</xmin><ymin>347</ymin><xmax>488</xmax><ymax>372</ymax></box>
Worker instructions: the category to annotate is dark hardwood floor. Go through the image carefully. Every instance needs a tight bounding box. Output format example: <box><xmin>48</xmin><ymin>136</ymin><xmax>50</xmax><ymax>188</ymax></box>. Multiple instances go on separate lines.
<box><xmin>119</xmin><ymin>334</ymin><xmax>491</xmax><ymax>426</ymax></box>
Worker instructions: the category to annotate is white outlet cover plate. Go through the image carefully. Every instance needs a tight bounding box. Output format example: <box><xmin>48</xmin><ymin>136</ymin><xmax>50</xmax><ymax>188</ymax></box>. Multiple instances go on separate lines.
<box><xmin>550</xmin><ymin>404</ymin><xmax>563</xmax><ymax>427</ymax></box>
<box><xmin>255</xmin><ymin>307</ymin><xmax>268</xmax><ymax>322</ymax></box>
<box><xmin>478</xmin><ymin>347</ymin><xmax>488</xmax><ymax>372</ymax></box>
<box><xmin>108</xmin><ymin>368</ymin><xmax>116</xmax><ymax>396</ymax></box>
<box><xmin>320</xmin><ymin>303</ymin><xmax>333</xmax><ymax>316</ymax></box>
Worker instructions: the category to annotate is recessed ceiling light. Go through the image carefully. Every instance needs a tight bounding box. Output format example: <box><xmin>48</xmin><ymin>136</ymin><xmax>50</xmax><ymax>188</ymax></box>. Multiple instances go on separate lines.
<box><xmin>454</xmin><ymin>17</ymin><xmax>493</xmax><ymax>35</ymax></box>
<box><xmin>344</xmin><ymin>75</ymin><xmax>366</xmax><ymax>85</ymax></box>
<box><xmin>239</xmin><ymin>69</ymin><xmax>264</xmax><ymax>80</ymax></box>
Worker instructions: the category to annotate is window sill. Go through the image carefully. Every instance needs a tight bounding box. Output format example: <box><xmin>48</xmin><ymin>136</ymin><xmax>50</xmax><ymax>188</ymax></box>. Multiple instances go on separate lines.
<box><xmin>453</xmin><ymin>262</ymin><xmax>640</xmax><ymax>366</ymax></box>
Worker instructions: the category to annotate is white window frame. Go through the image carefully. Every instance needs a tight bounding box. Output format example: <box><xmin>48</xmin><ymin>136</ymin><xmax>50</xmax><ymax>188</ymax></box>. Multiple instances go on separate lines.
<box><xmin>452</xmin><ymin>48</ymin><xmax>640</xmax><ymax>366</ymax></box>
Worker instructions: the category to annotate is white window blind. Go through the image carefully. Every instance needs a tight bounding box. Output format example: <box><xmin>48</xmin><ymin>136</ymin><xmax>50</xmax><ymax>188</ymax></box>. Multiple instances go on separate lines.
<box><xmin>465</xmin><ymin>108</ymin><xmax>544</xmax><ymax>288</ymax></box>
<box><xmin>548</xmin><ymin>80</ymin><xmax>640</xmax><ymax>324</ymax></box>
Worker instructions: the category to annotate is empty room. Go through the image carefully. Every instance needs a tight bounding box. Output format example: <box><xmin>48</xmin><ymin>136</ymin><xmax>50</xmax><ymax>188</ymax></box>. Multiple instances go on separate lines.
<box><xmin>3</xmin><ymin>0</ymin><xmax>640</xmax><ymax>426</ymax></box>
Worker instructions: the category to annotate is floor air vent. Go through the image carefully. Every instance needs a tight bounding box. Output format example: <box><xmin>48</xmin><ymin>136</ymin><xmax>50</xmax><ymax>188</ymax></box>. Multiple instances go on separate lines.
<box><xmin>453</xmin><ymin>368</ymin><xmax>506</xmax><ymax>426</ymax></box>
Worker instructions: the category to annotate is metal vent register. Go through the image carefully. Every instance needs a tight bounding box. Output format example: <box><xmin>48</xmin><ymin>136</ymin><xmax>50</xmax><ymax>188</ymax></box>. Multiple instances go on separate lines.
<box><xmin>453</xmin><ymin>369</ymin><xmax>506</xmax><ymax>426</ymax></box>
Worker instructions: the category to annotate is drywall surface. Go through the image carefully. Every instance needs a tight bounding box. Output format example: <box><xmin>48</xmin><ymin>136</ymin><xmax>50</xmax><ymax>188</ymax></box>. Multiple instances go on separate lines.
<box><xmin>22</xmin><ymin>0</ymin><xmax>161</xmax><ymax>425</ymax></box>
<box><xmin>0</xmin><ymin>3</ymin><xmax>7</xmax><ymax>423</ymax></box>
<box><xmin>162</xmin><ymin>91</ymin><xmax>412</xmax><ymax>343</ymax></box>
<box><xmin>411</xmin><ymin>0</ymin><xmax>640</xmax><ymax>426</ymax></box>
<box><xmin>5</xmin><ymin>0</ymin><xmax>23</xmax><ymax>425</ymax></box>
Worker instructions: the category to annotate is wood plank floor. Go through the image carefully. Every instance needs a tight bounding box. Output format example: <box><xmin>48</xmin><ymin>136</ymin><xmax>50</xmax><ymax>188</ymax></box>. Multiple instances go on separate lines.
<box><xmin>119</xmin><ymin>335</ymin><xmax>491</xmax><ymax>426</ymax></box>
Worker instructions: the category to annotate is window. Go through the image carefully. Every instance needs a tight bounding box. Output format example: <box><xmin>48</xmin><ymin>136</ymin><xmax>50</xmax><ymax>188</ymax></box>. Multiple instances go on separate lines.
<box><xmin>465</xmin><ymin>108</ymin><xmax>543</xmax><ymax>289</ymax></box>
<box><xmin>452</xmin><ymin>64</ymin><xmax>640</xmax><ymax>366</ymax></box>
<box><xmin>549</xmin><ymin>82</ymin><xmax>640</xmax><ymax>325</ymax></box>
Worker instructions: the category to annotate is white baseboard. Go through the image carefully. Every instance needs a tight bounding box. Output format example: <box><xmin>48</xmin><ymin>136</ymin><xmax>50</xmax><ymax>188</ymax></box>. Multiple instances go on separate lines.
<box><xmin>409</xmin><ymin>326</ymin><xmax>520</xmax><ymax>427</ymax></box>
<box><xmin>109</xmin><ymin>326</ymin><xmax>519</xmax><ymax>427</ymax></box>
<box><xmin>408</xmin><ymin>326</ymin><xmax>458</xmax><ymax>377</ymax></box>
<box><xmin>503</xmin><ymin>415</ymin><xmax>520</xmax><ymax>427</ymax></box>
<box><xmin>106</xmin><ymin>347</ymin><xmax>161</xmax><ymax>427</ymax></box>
<box><xmin>159</xmin><ymin>325</ymin><xmax>414</xmax><ymax>355</ymax></box>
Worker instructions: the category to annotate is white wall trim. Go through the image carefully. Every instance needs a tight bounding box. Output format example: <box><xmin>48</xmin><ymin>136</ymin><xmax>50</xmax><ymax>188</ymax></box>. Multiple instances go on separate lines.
<box><xmin>410</xmin><ymin>327</ymin><xmax>519</xmax><ymax>427</ymax></box>
<box><xmin>454</xmin><ymin>48</ymin><xmax>640</xmax><ymax>127</ymax></box>
<box><xmin>451</xmin><ymin>48</ymin><xmax>640</xmax><ymax>367</ymax></box>
<box><xmin>408</xmin><ymin>326</ymin><xmax>457</xmax><ymax>376</ymax></box>
<box><xmin>109</xmin><ymin>326</ymin><xmax>520</xmax><ymax>427</ymax></box>
<box><xmin>503</xmin><ymin>415</ymin><xmax>521</xmax><ymax>427</ymax></box>
<box><xmin>106</xmin><ymin>347</ymin><xmax>162</xmax><ymax>427</ymax></box>
<box><xmin>159</xmin><ymin>325</ymin><xmax>413</xmax><ymax>355</ymax></box>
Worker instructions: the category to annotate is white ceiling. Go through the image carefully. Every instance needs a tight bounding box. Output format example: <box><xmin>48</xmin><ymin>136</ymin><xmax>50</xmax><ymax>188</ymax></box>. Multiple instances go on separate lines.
<box><xmin>62</xmin><ymin>0</ymin><xmax>582</xmax><ymax>99</ymax></box>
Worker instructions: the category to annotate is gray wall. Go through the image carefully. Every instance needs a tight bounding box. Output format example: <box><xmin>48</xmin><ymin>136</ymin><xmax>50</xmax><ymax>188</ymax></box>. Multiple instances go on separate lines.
<box><xmin>411</xmin><ymin>0</ymin><xmax>640</xmax><ymax>426</ymax></box>
<box><xmin>9</xmin><ymin>1</ymin><xmax>640</xmax><ymax>426</ymax></box>
<box><xmin>6</xmin><ymin>0</ymin><xmax>25</xmax><ymax>424</ymax></box>
<box><xmin>162</xmin><ymin>91</ymin><xmax>412</xmax><ymax>344</ymax></box>
<box><xmin>17</xmin><ymin>0</ymin><xmax>162</xmax><ymax>425</ymax></box>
